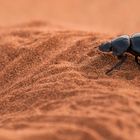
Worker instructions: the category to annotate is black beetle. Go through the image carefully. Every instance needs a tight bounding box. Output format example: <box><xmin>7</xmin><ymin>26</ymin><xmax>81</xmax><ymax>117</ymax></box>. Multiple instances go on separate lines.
<box><xmin>99</xmin><ymin>33</ymin><xmax>140</xmax><ymax>74</ymax></box>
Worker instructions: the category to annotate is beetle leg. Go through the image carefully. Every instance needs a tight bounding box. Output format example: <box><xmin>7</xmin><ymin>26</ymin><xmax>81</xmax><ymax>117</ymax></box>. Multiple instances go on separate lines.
<box><xmin>106</xmin><ymin>54</ymin><xmax>127</xmax><ymax>74</ymax></box>
<box><xmin>135</xmin><ymin>56</ymin><xmax>140</xmax><ymax>65</ymax></box>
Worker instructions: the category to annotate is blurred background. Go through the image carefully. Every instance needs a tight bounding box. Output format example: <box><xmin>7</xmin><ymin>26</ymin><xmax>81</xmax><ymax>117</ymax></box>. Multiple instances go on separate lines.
<box><xmin>0</xmin><ymin>0</ymin><xmax>140</xmax><ymax>33</ymax></box>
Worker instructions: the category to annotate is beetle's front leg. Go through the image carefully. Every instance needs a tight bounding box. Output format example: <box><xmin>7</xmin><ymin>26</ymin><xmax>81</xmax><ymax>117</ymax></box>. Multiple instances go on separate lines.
<box><xmin>135</xmin><ymin>56</ymin><xmax>140</xmax><ymax>65</ymax></box>
<box><xmin>106</xmin><ymin>54</ymin><xmax>127</xmax><ymax>74</ymax></box>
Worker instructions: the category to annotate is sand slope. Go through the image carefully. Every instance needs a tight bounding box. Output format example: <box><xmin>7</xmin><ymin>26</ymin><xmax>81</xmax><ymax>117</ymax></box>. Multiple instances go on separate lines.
<box><xmin>0</xmin><ymin>22</ymin><xmax>140</xmax><ymax>140</ymax></box>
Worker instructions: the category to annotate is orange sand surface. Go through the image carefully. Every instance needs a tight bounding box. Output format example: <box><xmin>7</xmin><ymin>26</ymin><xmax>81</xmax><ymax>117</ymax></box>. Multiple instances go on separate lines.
<box><xmin>0</xmin><ymin>1</ymin><xmax>140</xmax><ymax>140</ymax></box>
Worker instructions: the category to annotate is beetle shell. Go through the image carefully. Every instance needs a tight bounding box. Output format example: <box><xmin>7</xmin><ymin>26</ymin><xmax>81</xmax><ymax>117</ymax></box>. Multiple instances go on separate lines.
<box><xmin>111</xmin><ymin>35</ymin><xmax>130</xmax><ymax>56</ymax></box>
<box><xmin>131</xmin><ymin>33</ymin><xmax>140</xmax><ymax>54</ymax></box>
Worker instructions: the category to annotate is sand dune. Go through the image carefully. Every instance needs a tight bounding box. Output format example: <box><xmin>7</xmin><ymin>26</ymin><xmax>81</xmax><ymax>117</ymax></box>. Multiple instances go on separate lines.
<box><xmin>0</xmin><ymin>21</ymin><xmax>140</xmax><ymax>140</ymax></box>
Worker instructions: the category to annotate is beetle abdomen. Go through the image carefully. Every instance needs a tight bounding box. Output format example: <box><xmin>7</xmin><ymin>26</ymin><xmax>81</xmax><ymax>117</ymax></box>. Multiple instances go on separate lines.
<box><xmin>111</xmin><ymin>35</ymin><xmax>130</xmax><ymax>56</ymax></box>
<box><xmin>131</xmin><ymin>33</ymin><xmax>140</xmax><ymax>54</ymax></box>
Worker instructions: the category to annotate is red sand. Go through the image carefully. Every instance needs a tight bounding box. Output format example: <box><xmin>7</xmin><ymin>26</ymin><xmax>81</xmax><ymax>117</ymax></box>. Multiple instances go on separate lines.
<box><xmin>0</xmin><ymin>1</ymin><xmax>140</xmax><ymax>140</ymax></box>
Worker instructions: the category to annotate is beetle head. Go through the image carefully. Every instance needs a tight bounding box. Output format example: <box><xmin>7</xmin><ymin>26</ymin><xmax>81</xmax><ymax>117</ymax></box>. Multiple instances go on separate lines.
<box><xmin>99</xmin><ymin>41</ymin><xmax>112</xmax><ymax>52</ymax></box>
<box><xmin>99</xmin><ymin>35</ymin><xmax>130</xmax><ymax>56</ymax></box>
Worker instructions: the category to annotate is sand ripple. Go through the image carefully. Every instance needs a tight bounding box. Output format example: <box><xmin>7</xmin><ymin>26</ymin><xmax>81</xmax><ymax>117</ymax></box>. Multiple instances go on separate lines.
<box><xmin>0</xmin><ymin>22</ymin><xmax>140</xmax><ymax>140</ymax></box>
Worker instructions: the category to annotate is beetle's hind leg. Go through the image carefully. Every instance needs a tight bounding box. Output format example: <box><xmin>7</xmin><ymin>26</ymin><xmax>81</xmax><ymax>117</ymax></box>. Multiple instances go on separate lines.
<box><xmin>135</xmin><ymin>56</ymin><xmax>140</xmax><ymax>65</ymax></box>
<box><xmin>106</xmin><ymin>54</ymin><xmax>127</xmax><ymax>75</ymax></box>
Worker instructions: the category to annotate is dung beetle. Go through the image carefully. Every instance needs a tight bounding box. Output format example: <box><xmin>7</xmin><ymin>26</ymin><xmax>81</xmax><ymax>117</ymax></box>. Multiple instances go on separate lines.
<box><xmin>99</xmin><ymin>33</ymin><xmax>140</xmax><ymax>74</ymax></box>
